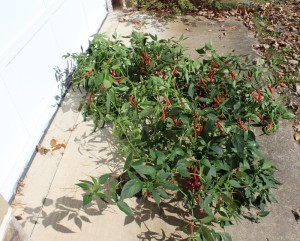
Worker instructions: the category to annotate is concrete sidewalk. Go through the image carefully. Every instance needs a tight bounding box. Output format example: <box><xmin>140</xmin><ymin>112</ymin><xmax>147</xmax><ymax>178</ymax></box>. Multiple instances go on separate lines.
<box><xmin>12</xmin><ymin>11</ymin><xmax>300</xmax><ymax>241</ymax></box>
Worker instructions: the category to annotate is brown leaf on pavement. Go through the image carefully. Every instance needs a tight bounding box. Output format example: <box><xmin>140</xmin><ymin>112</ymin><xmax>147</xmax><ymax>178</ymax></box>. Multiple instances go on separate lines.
<box><xmin>36</xmin><ymin>144</ymin><xmax>50</xmax><ymax>155</ymax></box>
<box><xmin>50</xmin><ymin>138</ymin><xmax>57</xmax><ymax>147</ymax></box>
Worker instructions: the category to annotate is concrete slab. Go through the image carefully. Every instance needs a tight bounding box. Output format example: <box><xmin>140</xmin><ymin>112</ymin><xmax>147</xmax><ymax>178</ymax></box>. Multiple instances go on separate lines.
<box><xmin>12</xmin><ymin>11</ymin><xmax>300</xmax><ymax>241</ymax></box>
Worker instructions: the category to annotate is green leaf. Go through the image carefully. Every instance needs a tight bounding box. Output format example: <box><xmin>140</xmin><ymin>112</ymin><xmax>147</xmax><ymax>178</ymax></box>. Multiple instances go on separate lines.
<box><xmin>267</xmin><ymin>193</ymin><xmax>278</xmax><ymax>203</ymax></box>
<box><xmin>152</xmin><ymin>191</ymin><xmax>160</xmax><ymax>206</ymax></box>
<box><xmin>229</xmin><ymin>179</ymin><xmax>241</xmax><ymax>188</ymax></box>
<box><xmin>262</xmin><ymin>161</ymin><xmax>273</xmax><ymax>170</ymax></box>
<box><xmin>132</xmin><ymin>165</ymin><xmax>157</xmax><ymax>179</ymax></box>
<box><xmin>157</xmin><ymin>189</ymin><xmax>169</xmax><ymax>199</ymax></box>
<box><xmin>257</xmin><ymin>211</ymin><xmax>270</xmax><ymax>217</ymax></box>
<box><xmin>139</xmin><ymin>106</ymin><xmax>154</xmax><ymax>118</ymax></box>
<box><xmin>95</xmin><ymin>73</ymin><xmax>104</xmax><ymax>85</ymax></box>
<box><xmin>232</xmin><ymin>134</ymin><xmax>244</xmax><ymax>154</ymax></box>
<box><xmin>103</xmin><ymin>79</ymin><xmax>112</xmax><ymax>89</ymax></box>
<box><xmin>201</xmin><ymin>226</ymin><xmax>214</xmax><ymax>241</ymax></box>
<box><xmin>96</xmin><ymin>192</ymin><xmax>107</xmax><ymax>202</ymax></box>
<box><xmin>109</xmin><ymin>178</ymin><xmax>118</xmax><ymax>202</ymax></box>
<box><xmin>188</xmin><ymin>83</ymin><xmax>195</xmax><ymax>98</ymax></box>
<box><xmin>199</xmin><ymin>215</ymin><xmax>214</xmax><ymax>224</ymax></box>
<box><xmin>282</xmin><ymin>111</ymin><xmax>295</xmax><ymax>119</ymax></box>
<box><xmin>98</xmin><ymin>173</ymin><xmax>110</xmax><ymax>185</ymax></box>
<box><xmin>207</xmin><ymin>113</ymin><xmax>218</xmax><ymax>121</ymax></box>
<box><xmin>120</xmin><ymin>179</ymin><xmax>143</xmax><ymax>200</ymax></box>
<box><xmin>196</xmin><ymin>47</ymin><xmax>206</xmax><ymax>54</ymax></box>
<box><xmin>124</xmin><ymin>152</ymin><xmax>133</xmax><ymax>171</ymax></box>
<box><xmin>161</xmin><ymin>181</ymin><xmax>179</xmax><ymax>191</ymax></box>
<box><xmin>83</xmin><ymin>193</ymin><xmax>93</xmax><ymax>207</ymax></box>
<box><xmin>156</xmin><ymin>151</ymin><xmax>166</xmax><ymax>165</ymax></box>
<box><xmin>210</xmin><ymin>144</ymin><xmax>223</xmax><ymax>156</ymax></box>
<box><xmin>221</xmin><ymin>232</ymin><xmax>232</xmax><ymax>241</ymax></box>
<box><xmin>193</xmin><ymin>60</ymin><xmax>200</xmax><ymax>69</ymax></box>
<box><xmin>117</xmin><ymin>200</ymin><xmax>134</xmax><ymax>216</ymax></box>
<box><xmin>161</xmin><ymin>57</ymin><xmax>174</xmax><ymax>64</ymax></box>
<box><xmin>76</xmin><ymin>183</ymin><xmax>91</xmax><ymax>191</ymax></box>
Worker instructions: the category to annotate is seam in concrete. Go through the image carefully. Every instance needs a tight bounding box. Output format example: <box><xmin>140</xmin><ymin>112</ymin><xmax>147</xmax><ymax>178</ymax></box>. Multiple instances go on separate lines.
<box><xmin>29</xmin><ymin>112</ymin><xmax>82</xmax><ymax>237</ymax></box>
<box><xmin>0</xmin><ymin>207</ymin><xmax>12</xmax><ymax>241</ymax></box>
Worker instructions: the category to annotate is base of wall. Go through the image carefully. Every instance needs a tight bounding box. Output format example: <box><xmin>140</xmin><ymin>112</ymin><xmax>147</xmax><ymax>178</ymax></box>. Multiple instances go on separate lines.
<box><xmin>0</xmin><ymin>195</ymin><xmax>30</xmax><ymax>241</ymax></box>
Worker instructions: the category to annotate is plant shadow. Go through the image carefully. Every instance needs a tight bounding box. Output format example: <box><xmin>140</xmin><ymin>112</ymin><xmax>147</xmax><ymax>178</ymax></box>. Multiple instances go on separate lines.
<box><xmin>126</xmin><ymin>197</ymin><xmax>190</xmax><ymax>240</ymax></box>
<box><xmin>21</xmin><ymin>194</ymin><xmax>111</xmax><ymax>234</ymax></box>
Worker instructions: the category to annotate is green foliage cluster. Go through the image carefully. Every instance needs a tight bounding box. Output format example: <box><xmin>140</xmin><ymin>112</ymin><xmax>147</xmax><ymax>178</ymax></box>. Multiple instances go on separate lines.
<box><xmin>133</xmin><ymin>0</ymin><xmax>252</xmax><ymax>13</ymax></box>
<box><xmin>65</xmin><ymin>32</ymin><xmax>293</xmax><ymax>240</ymax></box>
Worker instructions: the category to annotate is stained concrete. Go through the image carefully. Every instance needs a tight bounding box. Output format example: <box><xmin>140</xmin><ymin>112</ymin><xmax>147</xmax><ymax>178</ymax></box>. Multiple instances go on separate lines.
<box><xmin>12</xmin><ymin>11</ymin><xmax>300</xmax><ymax>241</ymax></box>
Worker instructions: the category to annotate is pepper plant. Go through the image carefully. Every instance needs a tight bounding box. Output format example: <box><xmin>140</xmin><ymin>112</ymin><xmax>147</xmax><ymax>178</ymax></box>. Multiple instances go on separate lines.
<box><xmin>65</xmin><ymin>31</ymin><xmax>294</xmax><ymax>241</ymax></box>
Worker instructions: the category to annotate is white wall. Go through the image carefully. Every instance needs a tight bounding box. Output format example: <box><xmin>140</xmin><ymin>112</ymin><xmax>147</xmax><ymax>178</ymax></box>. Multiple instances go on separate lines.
<box><xmin>0</xmin><ymin>0</ymin><xmax>108</xmax><ymax>201</ymax></box>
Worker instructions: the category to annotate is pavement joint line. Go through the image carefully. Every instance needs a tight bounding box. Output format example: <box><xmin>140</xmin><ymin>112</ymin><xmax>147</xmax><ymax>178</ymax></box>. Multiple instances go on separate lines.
<box><xmin>29</xmin><ymin>104</ymin><xmax>82</xmax><ymax>237</ymax></box>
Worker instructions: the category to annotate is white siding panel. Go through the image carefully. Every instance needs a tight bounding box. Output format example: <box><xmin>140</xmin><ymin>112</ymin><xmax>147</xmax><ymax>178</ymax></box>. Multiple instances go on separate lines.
<box><xmin>0</xmin><ymin>76</ymin><xmax>30</xmax><ymax>200</ymax></box>
<box><xmin>50</xmin><ymin>0</ymin><xmax>90</xmax><ymax>55</ymax></box>
<box><xmin>81</xmin><ymin>0</ymin><xmax>108</xmax><ymax>33</ymax></box>
<box><xmin>0</xmin><ymin>0</ymin><xmax>46</xmax><ymax>56</ymax></box>
<box><xmin>0</xmin><ymin>0</ymin><xmax>108</xmax><ymax>201</ymax></box>
<box><xmin>2</xmin><ymin>23</ymin><xmax>61</xmax><ymax>133</ymax></box>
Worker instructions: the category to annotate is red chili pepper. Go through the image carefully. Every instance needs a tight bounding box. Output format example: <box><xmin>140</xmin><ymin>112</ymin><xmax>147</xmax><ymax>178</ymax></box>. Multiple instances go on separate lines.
<box><xmin>216</xmin><ymin>94</ymin><xmax>222</xmax><ymax>103</ymax></box>
<box><xmin>212</xmin><ymin>61</ymin><xmax>219</xmax><ymax>68</ymax></box>
<box><xmin>198</xmin><ymin>209</ymin><xmax>205</xmax><ymax>214</ymax></box>
<box><xmin>229</xmin><ymin>71</ymin><xmax>235</xmax><ymax>79</ymax></box>
<box><xmin>87</xmin><ymin>92</ymin><xmax>93</xmax><ymax>106</ymax></box>
<box><xmin>113</xmin><ymin>77</ymin><xmax>124</xmax><ymax>83</ymax></box>
<box><xmin>83</xmin><ymin>69</ymin><xmax>93</xmax><ymax>78</ymax></box>
<box><xmin>198</xmin><ymin>184</ymin><xmax>203</xmax><ymax>192</ymax></box>
<box><xmin>198</xmin><ymin>125</ymin><xmax>204</xmax><ymax>133</ymax></box>
<box><xmin>213</xmin><ymin>98</ymin><xmax>218</xmax><ymax>108</ymax></box>
<box><xmin>146</xmin><ymin>190</ymin><xmax>150</xmax><ymax>198</ymax></box>
<box><xmin>162</xmin><ymin>108</ymin><xmax>166</xmax><ymax>122</ymax></box>
<box><xmin>173</xmin><ymin>68</ymin><xmax>179</xmax><ymax>76</ymax></box>
<box><xmin>111</xmin><ymin>70</ymin><xmax>116</xmax><ymax>77</ymax></box>
<box><xmin>129</xmin><ymin>96</ymin><xmax>138</xmax><ymax>110</ymax></box>
<box><xmin>154</xmin><ymin>54</ymin><xmax>157</xmax><ymax>60</ymax></box>
<box><xmin>156</xmin><ymin>71</ymin><xmax>161</xmax><ymax>77</ymax></box>
<box><xmin>251</xmin><ymin>89</ymin><xmax>262</xmax><ymax>102</ymax></box>
<box><xmin>189</xmin><ymin>223</ymin><xmax>193</xmax><ymax>235</ymax></box>
<box><xmin>165</xmin><ymin>97</ymin><xmax>171</xmax><ymax>110</ymax></box>
<box><xmin>216</xmin><ymin>120</ymin><xmax>222</xmax><ymax>133</ymax></box>
<box><xmin>267</xmin><ymin>85</ymin><xmax>273</xmax><ymax>95</ymax></box>
<box><xmin>193</xmin><ymin>167</ymin><xmax>197</xmax><ymax>180</ymax></box>
<box><xmin>223</xmin><ymin>93</ymin><xmax>229</xmax><ymax>99</ymax></box>
<box><xmin>236</xmin><ymin>118</ymin><xmax>246</xmax><ymax>130</ymax></box>
<box><xmin>178</xmin><ymin>96</ymin><xmax>185</xmax><ymax>109</ymax></box>
<box><xmin>220</xmin><ymin>114</ymin><xmax>225</xmax><ymax>120</ymax></box>
<box><xmin>195</xmin><ymin>196</ymin><xmax>200</xmax><ymax>203</ymax></box>
<box><xmin>266</xmin><ymin>120</ymin><xmax>273</xmax><ymax>132</ymax></box>
<box><xmin>100</xmin><ymin>83</ymin><xmax>106</xmax><ymax>91</ymax></box>
<box><xmin>257</xmin><ymin>114</ymin><xmax>267</xmax><ymax>123</ymax></box>
<box><xmin>171</xmin><ymin>115</ymin><xmax>177</xmax><ymax>126</ymax></box>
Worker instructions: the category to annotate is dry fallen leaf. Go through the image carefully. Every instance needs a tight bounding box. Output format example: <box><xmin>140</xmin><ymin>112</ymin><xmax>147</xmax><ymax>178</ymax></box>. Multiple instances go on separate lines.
<box><xmin>36</xmin><ymin>144</ymin><xmax>50</xmax><ymax>155</ymax></box>
<box><xmin>279</xmin><ymin>82</ymin><xmax>288</xmax><ymax>88</ymax></box>
<box><xmin>226</xmin><ymin>25</ymin><xmax>237</xmax><ymax>30</ymax></box>
<box><xmin>67</xmin><ymin>124</ymin><xmax>79</xmax><ymax>132</ymax></box>
<box><xmin>15</xmin><ymin>215</ymin><xmax>23</xmax><ymax>221</ymax></box>
<box><xmin>52</xmin><ymin>143</ymin><xmax>67</xmax><ymax>151</ymax></box>
<box><xmin>292</xmin><ymin>208</ymin><xmax>300</xmax><ymax>223</ymax></box>
<box><xmin>294</xmin><ymin>132</ymin><xmax>300</xmax><ymax>141</ymax></box>
<box><xmin>50</xmin><ymin>139</ymin><xmax>57</xmax><ymax>147</ymax></box>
